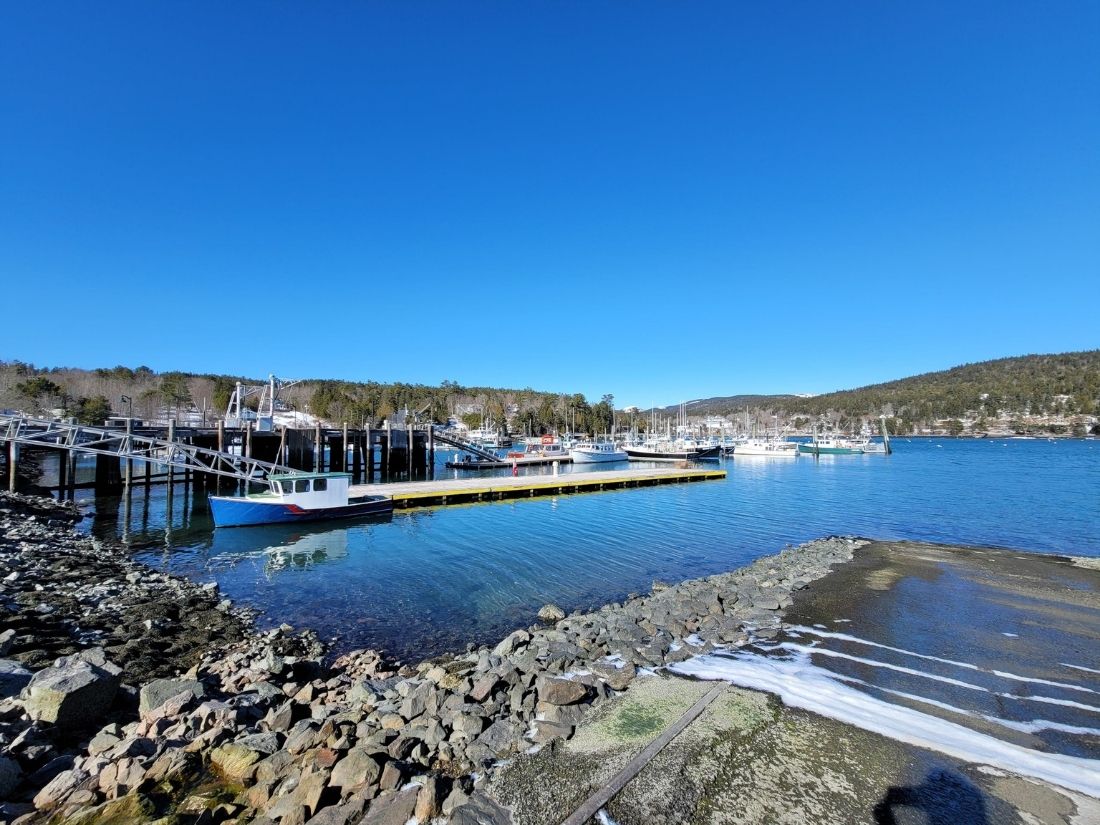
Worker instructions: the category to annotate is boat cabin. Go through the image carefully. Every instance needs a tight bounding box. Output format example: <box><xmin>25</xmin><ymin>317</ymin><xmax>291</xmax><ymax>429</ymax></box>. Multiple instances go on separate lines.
<box><xmin>265</xmin><ymin>472</ymin><xmax>350</xmax><ymax>509</ymax></box>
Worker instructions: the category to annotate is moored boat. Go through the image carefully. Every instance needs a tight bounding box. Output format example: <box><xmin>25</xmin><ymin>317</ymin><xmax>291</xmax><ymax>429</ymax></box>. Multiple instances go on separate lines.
<box><xmin>734</xmin><ymin>438</ymin><xmax>798</xmax><ymax>457</ymax></box>
<box><xmin>622</xmin><ymin>439</ymin><xmax>721</xmax><ymax>461</ymax></box>
<box><xmin>796</xmin><ymin>435</ymin><xmax>864</xmax><ymax>455</ymax></box>
<box><xmin>209</xmin><ymin>472</ymin><xmax>392</xmax><ymax>528</ymax></box>
<box><xmin>569</xmin><ymin>441</ymin><xmax>628</xmax><ymax>463</ymax></box>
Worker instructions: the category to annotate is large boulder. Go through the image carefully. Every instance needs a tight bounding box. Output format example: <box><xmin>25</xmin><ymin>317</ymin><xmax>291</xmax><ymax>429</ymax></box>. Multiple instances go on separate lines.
<box><xmin>329</xmin><ymin>746</ymin><xmax>382</xmax><ymax>793</ymax></box>
<box><xmin>535</xmin><ymin>675</ymin><xmax>588</xmax><ymax>706</ymax></box>
<box><xmin>138</xmin><ymin>678</ymin><xmax>206</xmax><ymax>716</ymax></box>
<box><xmin>537</xmin><ymin>603</ymin><xmax>566</xmax><ymax>622</ymax></box>
<box><xmin>0</xmin><ymin>659</ymin><xmax>32</xmax><ymax>699</ymax></box>
<box><xmin>210</xmin><ymin>732</ymin><xmax>282</xmax><ymax>781</ymax></box>
<box><xmin>450</xmin><ymin>792</ymin><xmax>514</xmax><ymax>825</ymax></box>
<box><xmin>23</xmin><ymin>648</ymin><xmax>122</xmax><ymax>728</ymax></box>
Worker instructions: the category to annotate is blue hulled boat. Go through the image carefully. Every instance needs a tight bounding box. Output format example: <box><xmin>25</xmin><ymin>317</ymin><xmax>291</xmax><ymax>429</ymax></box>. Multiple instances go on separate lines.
<box><xmin>209</xmin><ymin>472</ymin><xmax>393</xmax><ymax>528</ymax></box>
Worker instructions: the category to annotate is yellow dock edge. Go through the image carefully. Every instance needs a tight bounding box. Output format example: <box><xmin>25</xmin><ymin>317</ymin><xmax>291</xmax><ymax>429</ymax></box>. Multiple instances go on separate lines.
<box><xmin>386</xmin><ymin>469</ymin><xmax>726</xmax><ymax>508</ymax></box>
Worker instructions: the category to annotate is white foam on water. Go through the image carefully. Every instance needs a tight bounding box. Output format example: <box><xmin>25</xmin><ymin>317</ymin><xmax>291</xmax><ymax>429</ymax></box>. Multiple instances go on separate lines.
<box><xmin>1062</xmin><ymin>663</ymin><xmax>1100</xmax><ymax>676</ymax></box>
<box><xmin>601</xmin><ymin>654</ymin><xmax>627</xmax><ymax>669</ymax></box>
<box><xmin>669</xmin><ymin>651</ymin><xmax>1100</xmax><ymax>797</ymax></box>
<box><xmin>595</xmin><ymin>810</ymin><xmax>621</xmax><ymax>825</ymax></box>
<box><xmin>788</xmin><ymin>625</ymin><xmax>1096</xmax><ymax>695</ymax></box>
<box><xmin>776</xmin><ymin>642</ymin><xmax>991</xmax><ymax>692</ymax></box>
<box><xmin>835</xmin><ymin>673</ymin><xmax>1100</xmax><ymax>738</ymax></box>
<box><xmin>981</xmin><ymin>716</ymin><xmax>1100</xmax><ymax>736</ymax></box>
<box><xmin>832</xmin><ymin>618</ymin><xmax>851</xmax><ymax>623</ymax></box>
<box><xmin>1002</xmin><ymin>633</ymin><xmax>1019</xmax><ymax>638</ymax></box>
<box><xmin>1000</xmin><ymin>693</ymin><xmax>1100</xmax><ymax>715</ymax></box>
<box><xmin>684</xmin><ymin>633</ymin><xmax>705</xmax><ymax>647</ymax></box>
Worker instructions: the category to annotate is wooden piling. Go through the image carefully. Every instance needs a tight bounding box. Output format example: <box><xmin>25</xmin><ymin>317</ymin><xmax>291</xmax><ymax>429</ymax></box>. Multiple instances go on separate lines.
<box><xmin>216</xmin><ymin>421</ymin><xmax>225</xmax><ymax>493</ymax></box>
<box><xmin>7</xmin><ymin>442</ymin><xmax>16</xmax><ymax>493</ymax></box>
<box><xmin>167</xmin><ymin>421</ymin><xmax>176</xmax><ymax>489</ymax></box>
<box><xmin>124</xmin><ymin>417</ymin><xmax>133</xmax><ymax>489</ymax></box>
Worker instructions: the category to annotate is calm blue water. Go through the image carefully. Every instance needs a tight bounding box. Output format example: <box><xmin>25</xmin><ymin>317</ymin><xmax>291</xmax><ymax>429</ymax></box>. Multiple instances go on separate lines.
<box><xmin>71</xmin><ymin>439</ymin><xmax>1099</xmax><ymax>661</ymax></box>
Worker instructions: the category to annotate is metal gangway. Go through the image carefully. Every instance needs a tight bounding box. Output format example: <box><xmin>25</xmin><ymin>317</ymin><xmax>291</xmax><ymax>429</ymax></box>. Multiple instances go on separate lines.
<box><xmin>429</xmin><ymin>426</ymin><xmax>506</xmax><ymax>463</ymax></box>
<box><xmin>0</xmin><ymin>413</ymin><xmax>292</xmax><ymax>486</ymax></box>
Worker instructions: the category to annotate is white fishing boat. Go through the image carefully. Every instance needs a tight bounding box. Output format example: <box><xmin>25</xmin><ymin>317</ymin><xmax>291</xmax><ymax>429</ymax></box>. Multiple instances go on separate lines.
<box><xmin>734</xmin><ymin>416</ymin><xmax>798</xmax><ymax>457</ymax></box>
<box><xmin>466</xmin><ymin>417</ymin><xmax>512</xmax><ymax>449</ymax></box>
<box><xmin>734</xmin><ymin>438</ymin><xmax>798</xmax><ymax>457</ymax></box>
<box><xmin>569</xmin><ymin>441</ymin><xmax>628</xmax><ymax>463</ymax></box>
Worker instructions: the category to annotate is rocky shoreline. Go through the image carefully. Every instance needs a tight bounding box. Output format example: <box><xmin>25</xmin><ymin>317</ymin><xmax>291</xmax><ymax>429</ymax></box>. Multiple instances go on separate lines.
<box><xmin>0</xmin><ymin>492</ymin><xmax>863</xmax><ymax>824</ymax></box>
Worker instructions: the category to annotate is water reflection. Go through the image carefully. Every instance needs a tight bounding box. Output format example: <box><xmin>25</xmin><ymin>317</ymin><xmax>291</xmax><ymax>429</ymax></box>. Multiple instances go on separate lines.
<box><xmin>61</xmin><ymin>439</ymin><xmax>1100</xmax><ymax>661</ymax></box>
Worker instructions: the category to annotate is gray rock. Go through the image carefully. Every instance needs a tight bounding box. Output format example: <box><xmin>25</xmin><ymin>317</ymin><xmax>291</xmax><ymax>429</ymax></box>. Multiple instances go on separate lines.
<box><xmin>0</xmin><ymin>629</ymin><xmax>15</xmax><ymax>656</ymax></box>
<box><xmin>492</xmin><ymin>629</ymin><xmax>530</xmax><ymax>658</ymax></box>
<box><xmin>592</xmin><ymin>660</ymin><xmax>636</xmax><ymax>691</ymax></box>
<box><xmin>138</xmin><ymin>677</ymin><xmax>205</xmax><ymax>716</ymax></box>
<box><xmin>476</xmin><ymin>719</ymin><xmax>521</xmax><ymax>757</ymax></box>
<box><xmin>23</xmin><ymin>648</ymin><xmax>121</xmax><ymax>727</ymax></box>
<box><xmin>0</xmin><ymin>755</ymin><xmax>22</xmax><ymax>799</ymax></box>
<box><xmin>537</xmin><ymin>603</ymin><xmax>566</xmax><ymax>622</ymax></box>
<box><xmin>399</xmin><ymin>680</ymin><xmax>432</xmax><ymax>720</ymax></box>
<box><xmin>535</xmin><ymin>675</ymin><xmax>588</xmax><ymax>706</ymax></box>
<box><xmin>329</xmin><ymin>746</ymin><xmax>382</xmax><ymax>793</ymax></box>
<box><xmin>0</xmin><ymin>659</ymin><xmax>32</xmax><ymax>698</ymax></box>
<box><xmin>530</xmin><ymin>720</ymin><xmax>573</xmax><ymax>743</ymax></box>
<box><xmin>450</xmin><ymin>792</ymin><xmax>514</xmax><ymax>825</ymax></box>
<box><xmin>362</xmin><ymin>784</ymin><xmax>420</xmax><ymax>825</ymax></box>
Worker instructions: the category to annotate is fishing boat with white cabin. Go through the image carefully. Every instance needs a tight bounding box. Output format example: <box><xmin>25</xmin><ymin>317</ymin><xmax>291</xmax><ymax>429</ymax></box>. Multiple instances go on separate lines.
<box><xmin>569</xmin><ymin>441</ymin><xmax>628</xmax><ymax>463</ymax></box>
<box><xmin>208</xmin><ymin>472</ymin><xmax>392</xmax><ymax>528</ymax></box>
<box><xmin>734</xmin><ymin>438</ymin><xmax>799</xmax><ymax>457</ymax></box>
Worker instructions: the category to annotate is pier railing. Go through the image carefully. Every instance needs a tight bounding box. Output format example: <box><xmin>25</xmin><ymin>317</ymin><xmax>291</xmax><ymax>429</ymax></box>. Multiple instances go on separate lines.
<box><xmin>0</xmin><ymin>413</ymin><xmax>292</xmax><ymax>485</ymax></box>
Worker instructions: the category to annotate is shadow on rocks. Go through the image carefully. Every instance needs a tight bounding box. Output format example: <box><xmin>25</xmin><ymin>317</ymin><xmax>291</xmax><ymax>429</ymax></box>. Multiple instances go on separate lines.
<box><xmin>873</xmin><ymin>768</ymin><xmax>989</xmax><ymax>825</ymax></box>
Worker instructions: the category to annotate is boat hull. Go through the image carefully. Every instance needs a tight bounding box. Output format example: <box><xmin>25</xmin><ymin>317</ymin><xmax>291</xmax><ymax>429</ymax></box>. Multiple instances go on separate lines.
<box><xmin>209</xmin><ymin>495</ymin><xmax>393</xmax><ymax>528</ymax></box>
<box><xmin>734</xmin><ymin>446</ymin><xmax>798</xmax><ymax>457</ymax></box>
<box><xmin>569</xmin><ymin>449</ymin><xmax>628</xmax><ymax>463</ymax></box>
<box><xmin>623</xmin><ymin>446</ymin><xmax>721</xmax><ymax>461</ymax></box>
<box><xmin>796</xmin><ymin>444</ymin><xmax>863</xmax><ymax>455</ymax></box>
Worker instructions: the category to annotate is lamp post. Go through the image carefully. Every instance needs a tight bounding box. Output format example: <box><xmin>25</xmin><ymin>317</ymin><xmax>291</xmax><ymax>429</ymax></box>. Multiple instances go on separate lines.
<box><xmin>121</xmin><ymin>395</ymin><xmax>132</xmax><ymax>421</ymax></box>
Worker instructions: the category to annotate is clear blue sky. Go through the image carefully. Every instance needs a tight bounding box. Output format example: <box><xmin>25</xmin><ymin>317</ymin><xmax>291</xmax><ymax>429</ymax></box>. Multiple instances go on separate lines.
<box><xmin>2</xmin><ymin>3</ymin><xmax>1097</xmax><ymax>407</ymax></box>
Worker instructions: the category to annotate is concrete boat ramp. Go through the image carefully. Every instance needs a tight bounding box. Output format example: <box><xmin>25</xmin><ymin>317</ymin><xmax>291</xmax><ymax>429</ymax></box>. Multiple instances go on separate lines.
<box><xmin>350</xmin><ymin>467</ymin><xmax>725</xmax><ymax>509</ymax></box>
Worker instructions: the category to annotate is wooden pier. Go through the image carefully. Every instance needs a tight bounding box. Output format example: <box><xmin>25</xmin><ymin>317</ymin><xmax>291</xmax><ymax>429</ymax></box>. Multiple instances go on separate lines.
<box><xmin>349</xmin><ymin>467</ymin><xmax>726</xmax><ymax>509</ymax></box>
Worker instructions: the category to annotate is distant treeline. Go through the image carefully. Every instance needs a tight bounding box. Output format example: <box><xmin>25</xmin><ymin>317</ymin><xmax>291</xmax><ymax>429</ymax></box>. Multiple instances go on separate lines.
<box><xmin>0</xmin><ymin>362</ymin><xmax>618</xmax><ymax>434</ymax></box>
<box><xmin>680</xmin><ymin>351</ymin><xmax>1100</xmax><ymax>433</ymax></box>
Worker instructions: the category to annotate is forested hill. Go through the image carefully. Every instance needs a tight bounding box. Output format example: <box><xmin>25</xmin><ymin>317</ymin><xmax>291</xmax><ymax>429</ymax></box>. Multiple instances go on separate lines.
<box><xmin>679</xmin><ymin>351</ymin><xmax>1100</xmax><ymax>427</ymax></box>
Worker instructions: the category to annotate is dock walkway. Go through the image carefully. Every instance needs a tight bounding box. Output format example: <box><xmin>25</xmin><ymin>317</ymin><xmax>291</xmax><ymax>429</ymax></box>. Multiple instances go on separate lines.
<box><xmin>350</xmin><ymin>467</ymin><xmax>725</xmax><ymax>508</ymax></box>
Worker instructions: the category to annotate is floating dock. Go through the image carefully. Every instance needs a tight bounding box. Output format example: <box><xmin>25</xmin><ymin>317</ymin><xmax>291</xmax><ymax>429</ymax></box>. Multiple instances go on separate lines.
<box><xmin>349</xmin><ymin>467</ymin><xmax>726</xmax><ymax>509</ymax></box>
<box><xmin>444</xmin><ymin>454</ymin><xmax>574</xmax><ymax>470</ymax></box>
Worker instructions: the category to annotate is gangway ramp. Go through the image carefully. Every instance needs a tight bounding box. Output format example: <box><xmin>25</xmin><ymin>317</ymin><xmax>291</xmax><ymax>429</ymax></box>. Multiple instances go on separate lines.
<box><xmin>0</xmin><ymin>413</ymin><xmax>291</xmax><ymax>486</ymax></box>
<box><xmin>430</xmin><ymin>427</ymin><xmax>506</xmax><ymax>463</ymax></box>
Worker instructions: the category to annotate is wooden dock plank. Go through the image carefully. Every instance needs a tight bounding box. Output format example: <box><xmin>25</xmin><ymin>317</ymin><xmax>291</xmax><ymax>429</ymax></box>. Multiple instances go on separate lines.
<box><xmin>349</xmin><ymin>467</ymin><xmax>725</xmax><ymax>508</ymax></box>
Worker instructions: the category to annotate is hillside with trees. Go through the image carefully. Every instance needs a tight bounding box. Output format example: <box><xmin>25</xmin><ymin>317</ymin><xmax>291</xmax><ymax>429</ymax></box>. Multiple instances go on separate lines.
<box><xmin>679</xmin><ymin>351</ymin><xmax>1100</xmax><ymax>435</ymax></box>
<box><xmin>0</xmin><ymin>362</ymin><xmax>618</xmax><ymax>435</ymax></box>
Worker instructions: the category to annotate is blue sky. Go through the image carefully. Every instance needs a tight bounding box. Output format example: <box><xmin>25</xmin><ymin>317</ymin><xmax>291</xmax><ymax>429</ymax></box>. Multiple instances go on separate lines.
<box><xmin>2</xmin><ymin>3</ymin><xmax>1097</xmax><ymax>407</ymax></box>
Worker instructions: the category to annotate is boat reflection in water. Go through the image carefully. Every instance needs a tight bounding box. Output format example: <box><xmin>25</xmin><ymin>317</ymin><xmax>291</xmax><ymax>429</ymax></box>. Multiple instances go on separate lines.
<box><xmin>204</xmin><ymin>513</ymin><xmax>393</xmax><ymax>578</ymax></box>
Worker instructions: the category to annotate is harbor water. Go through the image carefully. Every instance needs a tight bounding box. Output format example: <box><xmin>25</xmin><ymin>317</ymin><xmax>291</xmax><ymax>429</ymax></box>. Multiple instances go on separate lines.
<box><xmin>68</xmin><ymin>438</ymin><xmax>1099</xmax><ymax>662</ymax></box>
